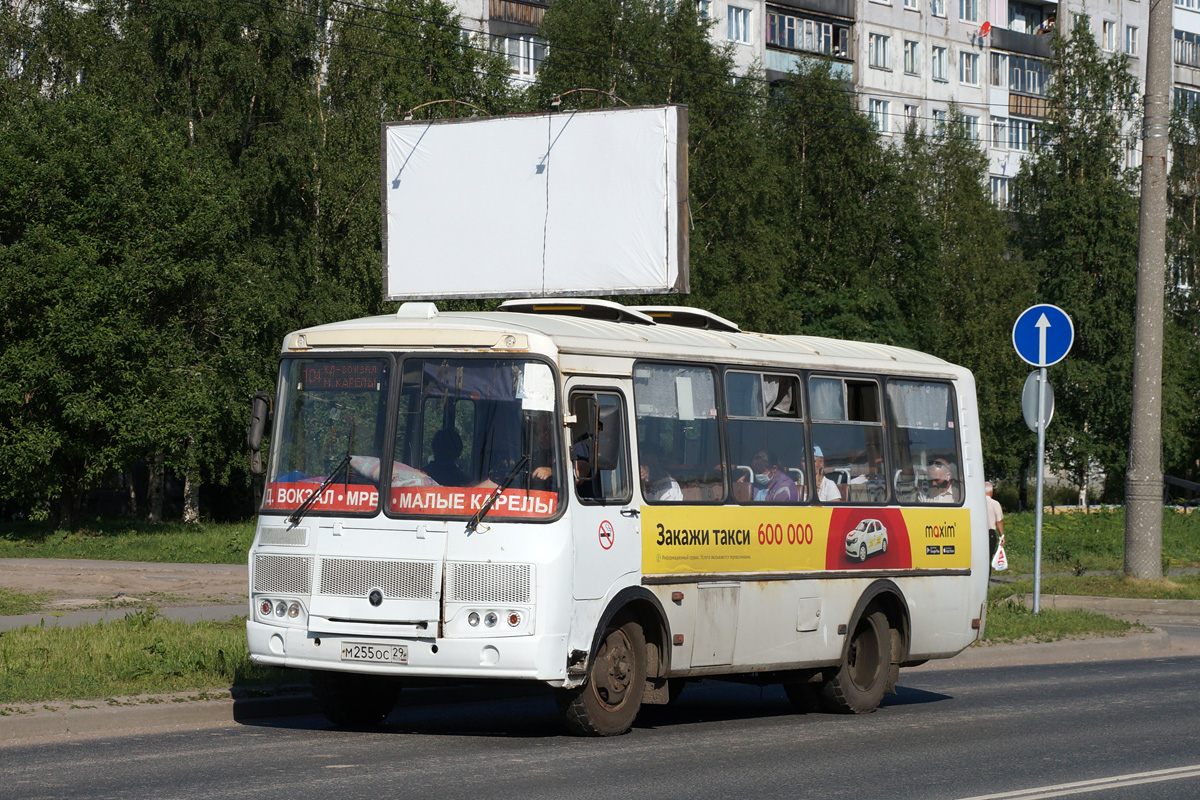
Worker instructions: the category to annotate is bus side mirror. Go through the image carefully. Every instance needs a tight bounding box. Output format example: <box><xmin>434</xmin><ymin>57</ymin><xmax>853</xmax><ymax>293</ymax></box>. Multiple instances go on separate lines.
<box><xmin>248</xmin><ymin>391</ymin><xmax>272</xmax><ymax>476</ymax></box>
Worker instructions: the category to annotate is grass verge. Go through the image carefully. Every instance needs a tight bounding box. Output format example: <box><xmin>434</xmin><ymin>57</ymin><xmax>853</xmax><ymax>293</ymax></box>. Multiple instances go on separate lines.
<box><xmin>0</xmin><ymin>520</ymin><xmax>255</xmax><ymax>564</ymax></box>
<box><xmin>0</xmin><ymin>588</ymin><xmax>49</xmax><ymax>616</ymax></box>
<box><xmin>0</xmin><ymin>607</ymin><xmax>293</xmax><ymax>706</ymax></box>
<box><xmin>991</xmin><ymin>573</ymin><xmax>1200</xmax><ymax>600</ymax></box>
<box><xmin>980</xmin><ymin>598</ymin><xmax>1142</xmax><ymax>644</ymax></box>
<box><xmin>1001</xmin><ymin>507</ymin><xmax>1200</xmax><ymax>575</ymax></box>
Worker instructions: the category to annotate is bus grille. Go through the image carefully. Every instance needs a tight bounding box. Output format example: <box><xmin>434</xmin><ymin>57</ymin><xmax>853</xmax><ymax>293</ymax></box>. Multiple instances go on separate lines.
<box><xmin>258</xmin><ymin>526</ymin><xmax>308</xmax><ymax>546</ymax></box>
<box><xmin>254</xmin><ymin>555</ymin><xmax>313</xmax><ymax>594</ymax></box>
<box><xmin>446</xmin><ymin>562</ymin><xmax>532</xmax><ymax>604</ymax></box>
<box><xmin>318</xmin><ymin>558</ymin><xmax>437</xmax><ymax>600</ymax></box>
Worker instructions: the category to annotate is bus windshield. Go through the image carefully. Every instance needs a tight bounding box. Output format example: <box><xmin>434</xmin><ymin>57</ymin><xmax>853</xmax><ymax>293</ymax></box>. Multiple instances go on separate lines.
<box><xmin>263</xmin><ymin>358</ymin><xmax>392</xmax><ymax>516</ymax></box>
<box><xmin>389</xmin><ymin>357</ymin><xmax>562</xmax><ymax>521</ymax></box>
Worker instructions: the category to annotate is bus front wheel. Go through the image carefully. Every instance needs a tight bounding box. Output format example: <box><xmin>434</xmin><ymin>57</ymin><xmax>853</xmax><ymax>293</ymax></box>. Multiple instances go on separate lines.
<box><xmin>311</xmin><ymin>670</ymin><xmax>401</xmax><ymax>728</ymax></box>
<box><xmin>821</xmin><ymin>609</ymin><xmax>891</xmax><ymax>714</ymax></box>
<box><xmin>557</xmin><ymin>614</ymin><xmax>647</xmax><ymax>736</ymax></box>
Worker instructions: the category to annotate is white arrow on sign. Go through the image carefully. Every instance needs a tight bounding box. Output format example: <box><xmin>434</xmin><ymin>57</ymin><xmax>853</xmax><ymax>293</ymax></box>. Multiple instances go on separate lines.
<box><xmin>1036</xmin><ymin>313</ymin><xmax>1050</xmax><ymax>367</ymax></box>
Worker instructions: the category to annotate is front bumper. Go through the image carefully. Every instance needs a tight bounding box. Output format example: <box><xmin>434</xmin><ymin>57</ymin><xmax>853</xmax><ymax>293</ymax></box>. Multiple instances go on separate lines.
<box><xmin>247</xmin><ymin>620</ymin><xmax>568</xmax><ymax>683</ymax></box>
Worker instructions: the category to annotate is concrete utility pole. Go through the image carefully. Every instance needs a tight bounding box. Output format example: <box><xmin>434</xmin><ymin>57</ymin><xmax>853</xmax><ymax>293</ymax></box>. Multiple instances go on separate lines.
<box><xmin>1126</xmin><ymin>0</ymin><xmax>1172</xmax><ymax>579</ymax></box>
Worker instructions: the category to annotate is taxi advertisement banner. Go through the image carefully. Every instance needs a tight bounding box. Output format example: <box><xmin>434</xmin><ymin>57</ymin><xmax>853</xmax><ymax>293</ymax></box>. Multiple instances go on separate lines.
<box><xmin>642</xmin><ymin>506</ymin><xmax>972</xmax><ymax>575</ymax></box>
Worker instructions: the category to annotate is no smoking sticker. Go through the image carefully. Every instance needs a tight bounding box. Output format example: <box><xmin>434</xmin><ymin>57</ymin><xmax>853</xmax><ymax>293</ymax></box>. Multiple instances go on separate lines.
<box><xmin>598</xmin><ymin>520</ymin><xmax>615</xmax><ymax>550</ymax></box>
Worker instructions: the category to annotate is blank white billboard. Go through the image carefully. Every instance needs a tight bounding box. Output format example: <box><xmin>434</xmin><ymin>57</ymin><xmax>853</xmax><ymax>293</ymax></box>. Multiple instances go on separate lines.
<box><xmin>382</xmin><ymin>105</ymin><xmax>688</xmax><ymax>301</ymax></box>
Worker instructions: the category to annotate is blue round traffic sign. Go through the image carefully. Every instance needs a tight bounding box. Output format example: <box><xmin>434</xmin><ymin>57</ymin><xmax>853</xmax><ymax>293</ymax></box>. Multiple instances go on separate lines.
<box><xmin>1012</xmin><ymin>304</ymin><xmax>1074</xmax><ymax>367</ymax></box>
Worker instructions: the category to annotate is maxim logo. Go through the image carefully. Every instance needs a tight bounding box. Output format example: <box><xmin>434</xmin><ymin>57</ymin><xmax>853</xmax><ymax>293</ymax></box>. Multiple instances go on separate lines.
<box><xmin>925</xmin><ymin>523</ymin><xmax>957</xmax><ymax>539</ymax></box>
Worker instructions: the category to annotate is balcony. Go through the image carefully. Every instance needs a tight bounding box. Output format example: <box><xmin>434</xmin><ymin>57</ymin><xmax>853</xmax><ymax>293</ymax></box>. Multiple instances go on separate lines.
<box><xmin>991</xmin><ymin>27</ymin><xmax>1052</xmax><ymax>59</ymax></box>
<box><xmin>768</xmin><ymin>0</ymin><xmax>853</xmax><ymax>20</ymax></box>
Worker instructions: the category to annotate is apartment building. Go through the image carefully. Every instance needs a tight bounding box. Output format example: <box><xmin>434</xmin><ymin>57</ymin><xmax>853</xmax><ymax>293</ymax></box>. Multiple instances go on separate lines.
<box><xmin>465</xmin><ymin>0</ymin><xmax>1200</xmax><ymax>205</ymax></box>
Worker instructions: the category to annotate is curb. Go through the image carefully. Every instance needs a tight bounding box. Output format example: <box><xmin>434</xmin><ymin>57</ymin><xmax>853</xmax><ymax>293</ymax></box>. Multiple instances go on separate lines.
<box><xmin>0</xmin><ymin>691</ymin><xmax>317</xmax><ymax>746</ymax></box>
<box><xmin>909</xmin><ymin>627</ymin><xmax>1172</xmax><ymax>671</ymax></box>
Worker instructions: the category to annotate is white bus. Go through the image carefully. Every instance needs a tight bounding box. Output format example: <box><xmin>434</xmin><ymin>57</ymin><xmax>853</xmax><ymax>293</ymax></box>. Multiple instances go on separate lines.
<box><xmin>246</xmin><ymin>298</ymin><xmax>989</xmax><ymax>735</ymax></box>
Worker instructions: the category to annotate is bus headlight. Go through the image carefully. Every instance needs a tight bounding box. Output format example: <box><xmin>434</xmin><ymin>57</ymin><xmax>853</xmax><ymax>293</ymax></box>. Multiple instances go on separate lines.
<box><xmin>260</xmin><ymin>599</ymin><xmax>274</xmax><ymax>617</ymax></box>
<box><xmin>484</xmin><ymin>611</ymin><xmax>498</xmax><ymax>628</ymax></box>
<box><xmin>275</xmin><ymin>601</ymin><xmax>288</xmax><ymax>617</ymax></box>
<box><xmin>468</xmin><ymin>612</ymin><xmax>481</xmax><ymax>627</ymax></box>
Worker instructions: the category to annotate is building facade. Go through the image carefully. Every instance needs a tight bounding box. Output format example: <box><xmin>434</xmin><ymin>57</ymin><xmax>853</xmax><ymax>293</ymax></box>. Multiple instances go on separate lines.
<box><xmin>462</xmin><ymin>0</ymin><xmax>1200</xmax><ymax>205</ymax></box>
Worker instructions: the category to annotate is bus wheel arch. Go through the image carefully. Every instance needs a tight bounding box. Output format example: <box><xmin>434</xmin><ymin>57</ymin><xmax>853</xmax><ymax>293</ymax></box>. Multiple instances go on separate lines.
<box><xmin>823</xmin><ymin>581</ymin><xmax>910</xmax><ymax>713</ymax></box>
<box><xmin>557</xmin><ymin>588</ymin><xmax>671</xmax><ymax>735</ymax></box>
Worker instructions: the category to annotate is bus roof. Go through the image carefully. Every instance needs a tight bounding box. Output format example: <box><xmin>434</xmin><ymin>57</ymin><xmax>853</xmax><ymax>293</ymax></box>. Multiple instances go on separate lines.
<box><xmin>283</xmin><ymin>302</ymin><xmax>961</xmax><ymax>376</ymax></box>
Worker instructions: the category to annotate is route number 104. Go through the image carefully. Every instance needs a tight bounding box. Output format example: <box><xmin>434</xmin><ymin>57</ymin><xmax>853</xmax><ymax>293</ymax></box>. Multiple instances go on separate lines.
<box><xmin>758</xmin><ymin>522</ymin><xmax>814</xmax><ymax>546</ymax></box>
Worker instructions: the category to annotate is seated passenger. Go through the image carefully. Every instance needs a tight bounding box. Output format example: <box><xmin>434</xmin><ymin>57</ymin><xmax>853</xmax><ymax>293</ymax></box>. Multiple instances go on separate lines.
<box><xmin>425</xmin><ymin>429</ymin><xmax>469</xmax><ymax>487</ymax></box>
<box><xmin>919</xmin><ymin>459</ymin><xmax>957</xmax><ymax>503</ymax></box>
<box><xmin>813</xmin><ymin>446</ymin><xmax>842</xmax><ymax>503</ymax></box>
<box><xmin>744</xmin><ymin>449</ymin><xmax>798</xmax><ymax>503</ymax></box>
<box><xmin>640</xmin><ymin>454</ymin><xmax>682</xmax><ymax>502</ymax></box>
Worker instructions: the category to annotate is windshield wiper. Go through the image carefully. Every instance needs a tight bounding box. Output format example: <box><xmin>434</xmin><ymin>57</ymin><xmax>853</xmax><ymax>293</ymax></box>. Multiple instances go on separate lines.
<box><xmin>467</xmin><ymin>455</ymin><xmax>529</xmax><ymax>534</ymax></box>
<box><xmin>289</xmin><ymin>419</ymin><xmax>355</xmax><ymax>527</ymax></box>
<box><xmin>287</xmin><ymin>454</ymin><xmax>350</xmax><ymax>526</ymax></box>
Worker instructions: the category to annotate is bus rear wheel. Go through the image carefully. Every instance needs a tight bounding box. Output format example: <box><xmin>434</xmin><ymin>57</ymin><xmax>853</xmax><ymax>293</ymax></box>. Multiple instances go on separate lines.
<box><xmin>311</xmin><ymin>670</ymin><xmax>401</xmax><ymax>728</ymax></box>
<box><xmin>557</xmin><ymin>614</ymin><xmax>647</xmax><ymax>736</ymax></box>
<box><xmin>821</xmin><ymin>609</ymin><xmax>891</xmax><ymax>714</ymax></box>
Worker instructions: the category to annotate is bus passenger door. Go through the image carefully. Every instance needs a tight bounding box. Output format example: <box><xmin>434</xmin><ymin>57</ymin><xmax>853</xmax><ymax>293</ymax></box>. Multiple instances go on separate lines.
<box><xmin>566</xmin><ymin>382</ymin><xmax>638</xmax><ymax>600</ymax></box>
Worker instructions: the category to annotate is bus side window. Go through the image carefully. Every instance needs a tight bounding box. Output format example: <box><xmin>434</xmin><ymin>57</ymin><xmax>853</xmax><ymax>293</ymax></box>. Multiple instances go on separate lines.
<box><xmin>808</xmin><ymin>376</ymin><xmax>887</xmax><ymax>504</ymax></box>
<box><xmin>570</xmin><ymin>392</ymin><xmax>631</xmax><ymax>505</ymax></box>
<box><xmin>886</xmin><ymin>379</ymin><xmax>962</xmax><ymax>505</ymax></box>
<box><xmin>633</xmin><ymin>364</ymin><xmax>724</xmax><ymax>503</ymax></box>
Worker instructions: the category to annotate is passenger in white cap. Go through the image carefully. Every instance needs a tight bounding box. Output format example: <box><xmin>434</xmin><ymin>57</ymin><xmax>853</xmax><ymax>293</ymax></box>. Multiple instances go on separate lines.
<box><xmin>812</xmin><ymin>445</ymin><xmax>842</xmax><ymax>503</ymax></box>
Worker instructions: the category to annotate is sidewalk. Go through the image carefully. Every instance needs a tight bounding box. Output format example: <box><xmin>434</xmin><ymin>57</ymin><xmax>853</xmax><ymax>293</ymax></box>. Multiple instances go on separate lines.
<box><xmin>2</xmin><ymin>559</ymin><xmax>1199</xmax><ymax>745</ymax></box>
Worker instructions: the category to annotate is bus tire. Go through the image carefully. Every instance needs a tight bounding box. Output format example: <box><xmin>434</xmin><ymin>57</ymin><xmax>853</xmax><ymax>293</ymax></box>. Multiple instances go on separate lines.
<box><xmin>821</xmin><ymin>609</ymin><xmax>891</xmax><ymax>714</ymax></box>
<box><xmin>310</xmin><ymin>670</ymin><xmax>401</xmax><ymax>728</ymax></box>
<box><xmin>557</xmin><ymin>614</ymin><xmax>646</xmax><ymax>736</ymax></box>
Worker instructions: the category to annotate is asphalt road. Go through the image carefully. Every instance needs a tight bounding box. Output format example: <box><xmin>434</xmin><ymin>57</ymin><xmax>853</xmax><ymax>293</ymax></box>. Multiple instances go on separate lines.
<box><xmin>4</xmin><ymin>655</ymin><xmax>1199</xmax><ymax>800</ymax></box>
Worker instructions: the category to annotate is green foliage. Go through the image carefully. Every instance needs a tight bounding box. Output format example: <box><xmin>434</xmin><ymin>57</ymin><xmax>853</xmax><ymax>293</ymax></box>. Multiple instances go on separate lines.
<box><xmin>1011</xmin><ymin>16</ymin><xmax>1141</xmax><ymax>498</ymax></box>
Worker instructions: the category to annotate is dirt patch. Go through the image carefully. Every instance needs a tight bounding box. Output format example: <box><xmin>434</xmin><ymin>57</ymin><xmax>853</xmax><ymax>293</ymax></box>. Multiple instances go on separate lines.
<box><xmin>0</xmin><ymin>558</ymin><xmax>247</xmax><ymax>611</ymax></box>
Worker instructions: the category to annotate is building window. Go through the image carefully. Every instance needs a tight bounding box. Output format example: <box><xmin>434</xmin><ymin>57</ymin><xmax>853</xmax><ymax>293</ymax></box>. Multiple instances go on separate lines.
<box><xmin>1103</xmin><ymin>20</ymin><xmax>1116</xmax><ymax>51</ymax></box>
<box><xmin>990</xmin><ymin>176</ymin><xmax>1009</xmax><ymax>208</ymax></box>
<box><xmin>992</xmin><ymin>116</ymin><xmax>1008</xmax><ymax>148</ymax></box>
<box><xmin>1009</xmin><ymin>56</ymin><xmax>1046</xmax><ymax>95</ymax></box>
<box><xmin>1179</xmin><ymin>0</ymin><xmax>1198</xmax><ymax>10</ymax></box>
<box><xmin>495</xmin><ymin>35</ymin><xmax>546</xmax><ymax>79</ymax></box>
<box><xmin>1176</xmin><ymin>86</ymin><xmax>1200</xmax><ymax>111</ymax></box>
<box><xmin>696</xmin><ymin>0</ymin><xmax>710</xmax><ymax>18</ymax></box>
<box><xmin>1009</xmin><ymin>118</ymin><xmax>1038</xmax><ymax>151</ymax></box>
<box><xmin>962</xmin><ymin>114</ymin><xmax>979</xmax><ymax>141</ymax></box>
<box><xmin>930</xmin><ymin>0</ymin><xmax>945</xmax><ymax>15</ymax></box>
<box><xmin>903</xmin><ymin>40</ymin><xmax>920</xmax><ymax>74</ymax></box>
<box><xmin>991</xmin><ymin>53</ymin><xmax>1007</xmax><ymax>86</ymax></box>
<box><xmin>766</xmin><ymin>12</ymin><xmax>849</xmax><ymax>57</ymax></box>
<box><xmin>869</xmin><ymin>33</ymin><xmax>891</xmax><ymax>69</ymax></box>
<box><xmin>1007</xmin><ymin>1</ymin><xmax>1045</xmax><ymax>34</ymax></box>
<box><xmin>1126</xmin><ymin>26</ymin><xmax>1139</xmax><ymax>56</ymax></box>
<box><xmin>905</xmin><ymin>0</ymin><xmax>918</xmax><ymax>8</ymax></box>
<box><xmin>727</xmin><ymin>5</ymin><xmax>751</xmax><ymax>43</ymax></box>
<box><xmin>932</xmin><ymin>45</ymin><xmax>948</xmax><ymax>81</ymax></box>
<box><xmin>904</xmin><ymin>104</ymin><xmax>919</xmax><ymax>127</ymax></box>
<box><xmin>869</xmin><ymin>99</ymin><xmax>891</xmax><ymax>132</ymax></box>
<box><xmin>960</xmin><ymin>51</ymin><xmax>979</xmax><ymax>85</ymax></box>
<box><xmin>960</xmin><ymin>0</ymin><xmax>977</xmax><ymax>22</ymax></box>
<box><xmin>932</xmin><ymin>108</ymin><xmax>947</xmax><ymax>138</ymax></box>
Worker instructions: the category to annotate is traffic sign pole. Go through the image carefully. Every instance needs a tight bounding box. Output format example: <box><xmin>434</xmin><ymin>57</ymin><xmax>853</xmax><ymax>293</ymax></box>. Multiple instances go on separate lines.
<box><xmin>1012</xmin><ymin>304</ymin><xmax>1074</xmax><ymax>615</ymax></box>
<box><xmin>1033</xmin><ymin>368</ymin><xmax>1048</xmax><ymax>613</ymax></box>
